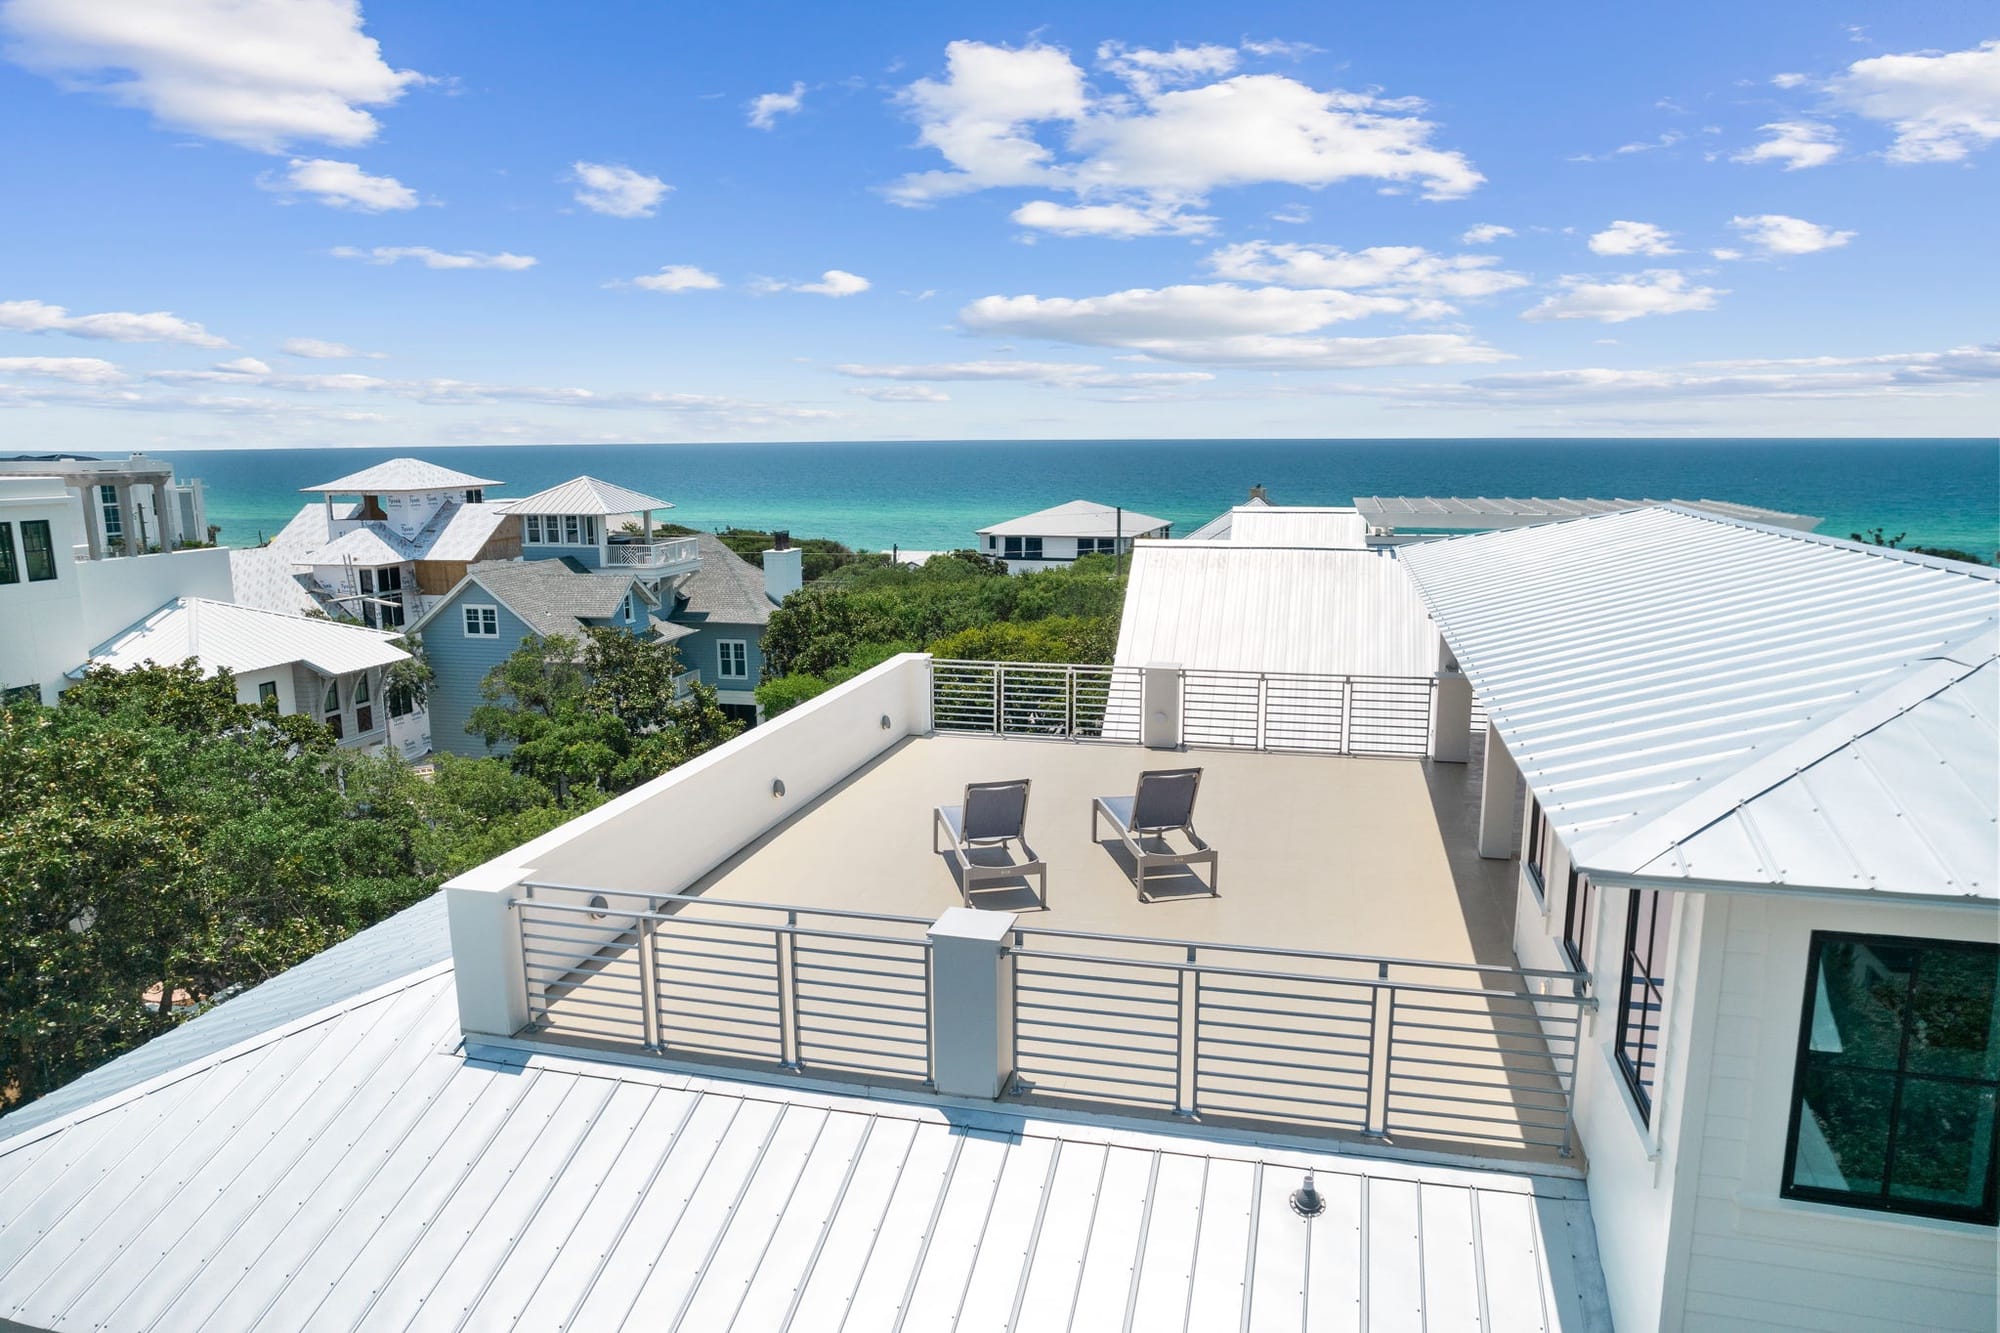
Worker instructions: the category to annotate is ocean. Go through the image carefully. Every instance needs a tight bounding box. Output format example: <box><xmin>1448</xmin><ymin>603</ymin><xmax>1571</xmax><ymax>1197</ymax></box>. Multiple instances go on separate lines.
<box><xmin>154</xmin><ymin>439</ymin><xmax>1999</xmax><ymax>559</ymax></box>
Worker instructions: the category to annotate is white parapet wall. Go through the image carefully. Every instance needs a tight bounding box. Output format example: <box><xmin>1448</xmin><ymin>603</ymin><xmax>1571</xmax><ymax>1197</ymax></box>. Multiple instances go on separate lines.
<box><xmin>442</xmin><ymin>653</ymin><xmax>936</xmax><ymax>1034</ymax></box>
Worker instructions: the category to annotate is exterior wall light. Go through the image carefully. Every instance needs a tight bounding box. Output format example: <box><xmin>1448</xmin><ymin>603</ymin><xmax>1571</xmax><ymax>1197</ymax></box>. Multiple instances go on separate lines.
<box><xmin>772</xmin><ymin>778</ymin><xmax>786</xmax><ymax>798</ymax></box>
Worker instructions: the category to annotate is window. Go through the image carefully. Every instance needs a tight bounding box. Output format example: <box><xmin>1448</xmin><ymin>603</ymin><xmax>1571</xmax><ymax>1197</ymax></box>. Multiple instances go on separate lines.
<box><xmin>564</xmin><ymin>515</ymin><xmax>581</xmax><ymax>545</ymax></box>
<box><xmin>0</xmin><ymin>522</ymin><xmax>16</xmax><ymax>585</ymax></box>
<box><xmin>1525</xmin><ymin>797</ymin><xmax>1555</xmax><ymax>903</ymax></box>
<box><xmin>322</xmin><ymin>679</ymin><xmax>343</xmax><ymax>739</ymax></box>
<box><xmin>99</xmin><ymin>484</ymin><xmax>123</xmax><ymax>541</ymax></box>
<box><xmin>717</xmin><ymin>639</ymin><xmax>748</xmax><ymax>680</ymax></box>
<box><xmin>465</xmin><ymin>488</ymin><xmax>484</xmax><ymax>504</ymax></box>
<box><xmin>354</xmin><ymin>674</ymin><xmax>374</xmax><ymax>733</ymax></box>
<box><xmin>1078</xmin><ymin>537</ymin><xmax>1117</xmax><ymax>556</ymax></box>
<box><xmin>21</xmin><ymin>521</ymin><xmax>56</xmax><ymax>582</ymax></box>
<box><xmin>525</xmin><ymin>514</ymin><xmax>543</xmax><ymax>544</ymax></box>
<box><xmin>1561</xmin><ymin>866</ymin><xmax>1597</xmax><ymax>971</ymax></box>
<box><xmin>1002</xmin><ymin>536</ymin><xmax>1043</xmax><ymax>560</ymax></box>
<box><xmin>986</xmin><ymin>536</ymin><xmax>997</xmax><ymax>550</ymax></box>
<box><xmin>463</xmin><ymin>605</ymin><xmax>499</xmax><ymax>637</ymax></box>
<box><xmin>257</xmin><ymin>681</ymin><xmax>278</xmax><ymax>704</ymax></box>
<box><xmin>621</xmin><ymin>593</ymin><xmax>635</xmax><ymax>624</ymax></box>
<box><xmin>1783</xmin><ymin>933</ymin><xmax>1999</xmax><ymax>1224</ymax></box>
<box><xmin>1616</xmin><ymin>889</ymin><xmax>1675</xmax><ymax>1119</ymax></box>
<box><xmin>2</xmin><ymin>683</ymin><xmax>41</xmax><ymax>708</ymax></box>
<box><xmin>388</xmin><ymin>686</ymin><xmax>411</xmax><ymax>719</ymax></box>
<box><xmin>376</xmin><ymin>565</ymin><xmax>404</xmax><ymax>628</ymax></box>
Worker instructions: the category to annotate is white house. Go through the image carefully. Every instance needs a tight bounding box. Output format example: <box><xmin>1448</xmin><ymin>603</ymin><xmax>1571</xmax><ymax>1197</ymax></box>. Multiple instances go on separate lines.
<box><xmin>975</xmin><ymin>498</ymin><xmax>1171</xmax><ymax>571</ymax></box>
<box><xmin>0</xmin><ymin>475</ymin><xmax>232</xmax><ymax>705</ymax></box>
<box><xmin>2</xmin><ymin>503</ymin><xmax>1990</xmax><ymax>1331</ymax></box>
<box><xmin>0</xmin><ymin>451</ymin><xmax>209</xmax><ymax>556</ymax></box>
<box><xmin>82</xmin><ymin>597</ymin><xmax>429</xmax><ymax>757</ymax></box>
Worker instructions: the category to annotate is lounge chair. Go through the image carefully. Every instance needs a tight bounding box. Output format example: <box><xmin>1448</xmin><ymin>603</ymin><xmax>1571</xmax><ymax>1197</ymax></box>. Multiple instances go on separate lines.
<box><xmin>1092</xmin><ymin>767</ymin><xmax>1218</xmax><ymax>901</ymax></box>
<box><xmin>933</xmin><ymin>779</ymin><xmax>1048</xmax><ymax>908</ymax></box>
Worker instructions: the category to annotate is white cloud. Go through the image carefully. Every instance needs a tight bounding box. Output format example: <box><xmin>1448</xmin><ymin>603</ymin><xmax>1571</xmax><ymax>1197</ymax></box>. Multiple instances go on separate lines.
<box><xmin>958</xmin><ymin>283</ymin><xmax>1507</xmax><ymax>368</ymax></box>
<box><xmin>887</xmin><ymin>40</ymin><xmax>1482</xmax><ymax>220</ymax></box>
<box><xmin>0</xmin><ymin>297</ymin><xmax>228</xmax><ymax>346</ymax></box>
<box><xmin>1521</xmin><ymin>270</ymin><xmax>1722</xmax><ymax>323</ymax></box>
<box><xmin>1239</xmin><ymin>38</ymin><xmax>1320</xmax><ymax>60</ymax></box>
<box><xmin>1830</xmin><ymin>39</ymin><xmax>2000</xmax><ymax>162</ymax></box>
<box><xmin>1096</xmin><ymin>40</ymin><xmax>1238</xmax><ymax>95</ymax></box>
<box><xmin>0</xmin><ymin>0</ymin><xmax>421</xmax><ymax>151</ymax></box>
<box><xmin>629</xmin><ymin>264</ymin><xmax>723</xmax><ymax>293</ymax></box>
<box><xmin>1570</xmin><ymin>131</ymin><xmax>1684</xmax><ymax>163</ymax></box>
<box><xmin>267</xmin><ymin>157</ymin><xmax>417</xmax><ymax>210</ymax></box>
<box><xmin>834</xmin><ymin>360</ymin><xmax>1214</xmax><ymax>389</ymax></box>
<box><xmin>570</xmin><ymin>161</ymin><xmax>670</xmax><ymax>218</ymax></box>
<box><xmin>1460</xmin><ymin>223</ymin><xmax>1513</xmax><ymax>244</ymax></box>
<box><xmin>848</xmin><ymin>384</ymin><xmax>950</xmax><ymax>402</ymax></box>
<box><xmin>1732</xmin><ymin>120</ymin><xmax>1842</xmax><ymax>169</ymax></box>
<box><xmin>1010</xmin><ymin>199</ymin><xmax>1213</xmax><ymax>237</ymax></box>
<box><xmin>747</xmin><ymin>81</ymin><xmax>805</xmax><ymax>130</ymax></box>
<box><xmin>1588</xmin><ymin>220</ymin><xmax>1678</xmax><ymax>256</ymax></box>
<box><xmin>1728</xmin><ymin>213</ymin><xmax>1855</xmax><ymax>255</ymax></box>
<box><xmin>1205</xmin><ymin>241</ymin><xmax>1529</xmax><ymax>309</ymax></box>
<box><xmin>1771</xmin><ymin>72</ymin><xmax>1809</xmax><ymax>90</ymax></box>
<box><xmin>330</xmin><ymin>245</ymin><xmax>537</xmax><ymax>270</ymax></box>
<box><xmin>756</xmin><ymin>269</ymin><xmax>869</xmax><ymax>297</ymax></box>
<box><xmin>0</xmin><ymin>355</ymin><xmax>125</xmax><ymax>384</ymax></box>
<box><xmin>1270</xmin><ymin>203</ymin><xmax>1311</xmax><ymax>224</ymax></box>
<box><xmin>281</xmin><ymin>337</ymin><xmax>381</xmax><ymax>359</ymax></box>
<box><xmin>1710</xmin><ymin>247</ymin><xmax>1744</xmax><ymax>261</ymax></box>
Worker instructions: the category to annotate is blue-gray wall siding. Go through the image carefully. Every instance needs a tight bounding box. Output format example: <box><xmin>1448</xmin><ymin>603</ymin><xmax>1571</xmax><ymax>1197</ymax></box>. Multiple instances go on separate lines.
<box><xmin>673</xmin><ymin>621</ymin><xmax>765</xmax><ymax>691</ymax></box>
<box><xmin>520</xmin><ymin>543</ymin><xmax>603</xmax><ymax>569</ymax></box>
<box><xmin>422</xmin><ymin>590</ymin><xmax>536</xmax><ymax>758</ymax></box>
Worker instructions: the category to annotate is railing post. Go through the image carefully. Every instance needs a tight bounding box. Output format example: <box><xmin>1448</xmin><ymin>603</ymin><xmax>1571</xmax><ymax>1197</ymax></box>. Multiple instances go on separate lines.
<box><xmin>1366</xmin><ymin>961</ymin><xmax>1392</xmax><ymax>1137</ymax></box>
<box><xmin>1065</xmin><ymin>664</ymin><xmax>1075</xmax><ymax>737</ymax></box>
<box><xmin>637</xmin><ymin>913</ymin><xmax>661</xmax><ymax>1050</ymax></box>
<box><xmin>1341</xmin><ymin>677</ymin><xmax>1354</xmax><ymax>756</ymax></box>
<box><xmin>1142</xmin><ymin>662</ymin><xmax>1182</xmax><ymax>749</ymax></box>
<box><xmin>1178</xmin><ymin>945</ymin><xmax>1198</xmax><ymax>1116</ymax></box>
<box><xmin>778</xmin><ymin>909</ymin><xmax>801</xmax><ymax>1069</ymax></box>
<box><xmin>1255</xmin><ymin>674</ymin><xmax>1268</xmax><ymax>751</ymax></box>
<box><xmin>1431</xmin><ymin>639</ymin><xmax>1473</xmax><ymax>763</ymax></box>
<box><xmin>992</xmin><ymin>664</ymin><xmax>1004</xmax><ymax>734</ymax></box>
<box><xmin>443</xmin><ymin>862</ymin><xmax>536</xmax><ymax>1040</ymax></box>
<box><xmin>927</xmin><ymin>908</ymin><xmax>1018</xmax><ymax>1099</ymax></box>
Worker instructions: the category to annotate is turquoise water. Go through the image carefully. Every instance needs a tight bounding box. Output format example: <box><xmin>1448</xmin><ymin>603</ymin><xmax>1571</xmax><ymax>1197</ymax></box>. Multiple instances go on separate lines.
<box><xmin>157</xmin><ymin>439</ymin><xmax>1999</xmax><ymax>559</ymax></box>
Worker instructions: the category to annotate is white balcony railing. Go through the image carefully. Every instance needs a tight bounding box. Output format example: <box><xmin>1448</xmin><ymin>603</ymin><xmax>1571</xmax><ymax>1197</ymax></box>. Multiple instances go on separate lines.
<box><xmin>604</xmin><ymin>536</ymin><xmax>700</xmax><ymax>569</ymax></box>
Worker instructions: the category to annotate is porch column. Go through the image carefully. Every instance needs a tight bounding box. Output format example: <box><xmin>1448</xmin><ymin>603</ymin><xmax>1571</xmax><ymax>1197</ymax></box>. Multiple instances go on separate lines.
<box><xmin>152</xmin><ymin>481</ymin><xmax>172</xmax><ymax>547</ymax></box>
<box><xmin>78</xmin><ymin>482</ymin><xmax>104</xmax><ymax>559</ymax></box>
<box><xmin>928</xmin><ymin>908</ymin><xmax>1017</xmax><ymax>1099</ymax></box>
<box><xmin>116</xmin><ymin>483</ymin><xmax>138</xmax><ymax>554</ymax></box>
<box><xmin>596</xmin><ymin>515</ymin><xmax>608</xmax><ymax>569</ymax></box>
<box><xmin>1430</xmin><ymin>637</ymin><xmax>1472</xmax><ymax>763</ymax></box>
<box><xmin>1477</xmin><ymin>723</ymin><xmax>1521</xmax><ymax>859</ymax></box>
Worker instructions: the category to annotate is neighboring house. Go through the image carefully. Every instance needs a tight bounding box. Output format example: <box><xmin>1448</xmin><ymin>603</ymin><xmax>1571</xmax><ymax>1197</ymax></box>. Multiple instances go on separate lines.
<box><xmin>502</xmin><ymin>474</ymin><xmax>698</xmax><ymax>580</ymax></box>
<box><xmin>0</xmin><ymin>451</ymin><xmax>208</xmax><ymax>555</ymax></box>
<box><xmin>80</xmin><ymin>597</ymin><xmax>427</xmax><ymax>757</ymax></box>
<box><xmin>1355</xmin><ymin>494</ymin><xmax>1821</xmax><ymax>549</ymax></box>
<box><xmin>231</xmin><ymin>457</ymin><xmax>518</xmax><ymax>625</ymax></box>
<box><xmin>1182</xmin><ymin>484</ymin><xmax>1271</xmax><ymax>540</ymax></box>
<box><xmin>408</xmin><ymin>559</ymin><xmax>664</xmax><ymax>757</ymax></box>
<box><xmin>975</xmin><ymin>499</ymin><xmax>1171</xmax><ymax>572</ymax></box>
<box><xmin>0</xmin><ymin>475</ymin><xmax>233</xmax><ymax>705</ymax></box>
<box><xmin>666</xmin><ymin>532</ymin><xmax>795</xmax><ymax>725</ymax></box>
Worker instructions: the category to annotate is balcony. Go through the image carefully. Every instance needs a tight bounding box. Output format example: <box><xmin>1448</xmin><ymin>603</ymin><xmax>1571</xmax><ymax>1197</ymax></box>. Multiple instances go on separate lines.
<box><xmin>448</xmin><ymin>655</ymin><xmax>1591</xmax><ymax>1166</ymax></box>
<box><xmin>603</xmin><ymin>535</ymin><xmax>700</xmax><ymax>572</ymax></box>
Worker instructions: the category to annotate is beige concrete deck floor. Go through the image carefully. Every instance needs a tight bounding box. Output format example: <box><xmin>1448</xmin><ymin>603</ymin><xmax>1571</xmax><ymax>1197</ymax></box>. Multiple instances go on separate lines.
<box><xmin>526</xmin><ymin>735</ymin><xmax>1584</xmax><ymax>1164</ymax></box>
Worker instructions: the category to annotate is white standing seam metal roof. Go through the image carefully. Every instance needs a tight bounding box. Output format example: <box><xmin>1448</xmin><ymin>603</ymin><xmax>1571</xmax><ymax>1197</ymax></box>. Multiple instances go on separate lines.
<box><xmin>503</xmin><ymin>475</ymin><xmax>674</xmax><ymax>517</ymax></box>
<box><xmin>1226</xmin><ymin>505</ymin><xmax>1369</xmax><ymax>549</ymax></box>
<box><xmin>0</xmin><ymin>896</ymin><xmax>1611</xmax><ymax>1332</ymax></box>
<box><xmin>301</xmin><ymin>458</ymin><xmax>501</xmax><ymax>494</ymax></box>
<box><xmin>1399</xmin><ymin>505</ymin><xmax>2000</xmax><ymax>899</ymax></box>
<box><xmin>83</xmin><ymin>597</ymin><xmax>410</xmax><ymax>679</ymax></box>
<box><xmin>1116</xmin><ymin>540</ymin><xmax>1437</xmax><ymax>677</ymax></box>
<box><xmin>1183</xmin><ymin>494</ymin><xmax>1273</xmax><ymax>542</ymax></box>
<box><xmin>1356</xmin><ymin>495</ymin><xmax>1821</xmax><ymax>532</ymax></box>
<box><xmin>977</xmin><ymin>499</ymin><xmax>1172</xmax><ymax>539</ymax></box>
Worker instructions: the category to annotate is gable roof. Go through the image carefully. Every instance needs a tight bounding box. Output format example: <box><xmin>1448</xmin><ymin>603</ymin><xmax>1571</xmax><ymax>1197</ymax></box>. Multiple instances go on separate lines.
<box><xmin>301</xmin><ymin>458</ymin><xmax>501</xmax><ymax>493</ymax></box>
<box><xmin>1399</xmin><ymin>505</ymin><xmax>2000</xmax><ymax>899</ymax></box>
<box><xmin>1184</xmin><ymin>493</ymin><xmax>1272</xmax><ymax>541</ymax></box>
<box><xmin>1225</xmin><ymin>505</ymin><xmax>1368</xmax><ymax>549</ymax></box>
<box><xmin>264</xmin><ymin>500</ymin><xmax>513</xmax><ymax>569</ymax></box>
<box><xmin>412</xmin><ymin>560</ymin><xmax>657</xmax><ymax>639</ymax></box>
<box><xmin>673</xmin><ymin>532</ymin><xmax>775</xmax><ymax>625</ymax></box>
<box><xmin>84</xmin><ymin>598</ymin><xmax>409</xmax><ymax>680</ymax></box>
<box><xmin>977</xmin><ymin>499</ymin><xmax>1172</xmax><ymax>538</ymax></box>
<box><xmin>1357</xmin><ymin>495</ymin><xmax>1821</xmax><ymax>532</ymax></box>
<box><xmin>0</xmin><ymin>892</ymin><xmax>1608</xmax><ymax>1330</ymax></box>
<box><xmin>504</xmin><ymin>475</ymin><xmax>672</xmax><ymax>516</ymax></box>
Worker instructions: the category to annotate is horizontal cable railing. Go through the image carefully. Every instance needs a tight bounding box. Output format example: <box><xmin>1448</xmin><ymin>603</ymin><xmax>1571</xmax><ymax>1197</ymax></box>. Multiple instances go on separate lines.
<box><xmin>931</xmin><ymin>660</ymin><xmax>1438</xmax><ymax>757</ymax></box>
<box><xmin>1006</xmin><ymin>926</ymin><xmax>1593</xmax><ymax>1154</ymax></box>
<box><xmin>509</xmin><ymin>886</ymin><xmax>1591</xmax><ymax>1156</ymax></box>
<box><xmin>514</xmin><ymin>886</ymin><xmax>934</xmax><ymax>1085</ymax></box>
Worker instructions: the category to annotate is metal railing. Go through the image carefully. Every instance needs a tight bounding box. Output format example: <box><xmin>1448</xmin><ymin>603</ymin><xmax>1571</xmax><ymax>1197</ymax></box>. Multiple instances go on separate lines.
<box><xmin>930</xmin><ymin>660</ymin><xmax>1439</xmax><ymax>756</ymax></box>
<box><xmin>604</xmin><ymin>536</ymin><xmax>701</xmax><ymax>569</ymax></box>
<box><xmin>931</xmin><ymin>660</ymin><xmax>1143</xmax><ymax>740</ymax></box>
<box><xmin>514</xmin><ymin>887</ymin><xmax>934</xmax><ymax>1084</ymax></box>
<box><xmin>1007</xmin><ymin>927</ymin><xmax>1593</xmax><ymax>1154</ymax></box>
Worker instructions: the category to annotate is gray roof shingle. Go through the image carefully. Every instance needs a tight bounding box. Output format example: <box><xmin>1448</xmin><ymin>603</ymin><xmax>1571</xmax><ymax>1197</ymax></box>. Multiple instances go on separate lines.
<box><xmin>460</xmin><ymin>559</ymin><xmax>654</xmax><ymax>638</ymax></box>
<box><xmin>675</xmin><ymin>533</ymin><xmax>776</xmax><ymax>626</ymax></box>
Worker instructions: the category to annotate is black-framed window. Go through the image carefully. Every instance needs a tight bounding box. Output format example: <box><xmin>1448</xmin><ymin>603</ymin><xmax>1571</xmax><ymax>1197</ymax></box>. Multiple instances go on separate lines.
<box><xmin>1562</xmin><ymin>866</ymin><xmax>1597</xmax><ymax>970</ymax></box>
<box><xmin>0</xmin><ymin>521</ymin><xmax>17</xmax><ymax>584</ymax></box>
<box><xmin>21</xmin><ymin>520</ymin><xmax>57</xmax><ymax>581</ymax></box>
<box><xmin>257</xmin><ymin>681</ymin><xmax>278</xmax><ymax>704</ymax></box>
<box><xmin>1524</xmin><ymin>797</ymin><xmax>1554</xmax><ymax>902</ymax></box>
<box><xmin>1782</xmin><ymin>932</ymin><xmax>1998</xmax><ymax>1224</ymax></box>
<box><xmin>1616</xmin><ymin>888</ymin><xmax>1674</xmax><ymax>1120</ymax></box>
<box><xmin>1002</xmin><ymin>536</ymin><xmax>1044</xmax><ymax>560</ymax></box>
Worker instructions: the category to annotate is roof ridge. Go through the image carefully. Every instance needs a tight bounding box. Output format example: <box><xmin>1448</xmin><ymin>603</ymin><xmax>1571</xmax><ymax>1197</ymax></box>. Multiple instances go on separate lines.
<box><xmin>1593</xmin><ymin>636</ymin><xmax>1998</xmax><ymax>875</ymax></box>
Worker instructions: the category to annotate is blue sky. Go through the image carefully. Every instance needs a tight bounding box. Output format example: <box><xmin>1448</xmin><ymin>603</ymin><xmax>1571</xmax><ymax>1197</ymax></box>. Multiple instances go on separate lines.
<box><xmin>0</xmin><ymin>0</ymin><xmax>1994</xmax><ymax>448</ymax></box>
